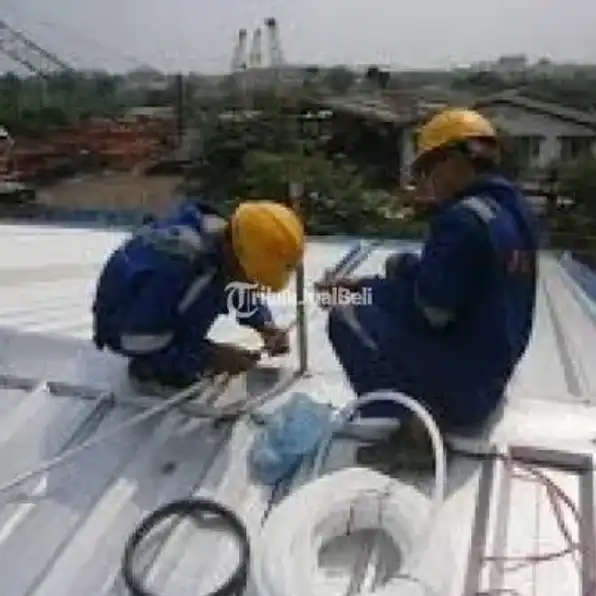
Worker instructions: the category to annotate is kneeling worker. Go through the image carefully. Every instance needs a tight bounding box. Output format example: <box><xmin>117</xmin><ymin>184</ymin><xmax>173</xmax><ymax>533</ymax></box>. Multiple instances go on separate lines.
<box><xmin>317</xmin><ymin>109</ymin><xmax>539</xmax><ymax>464</ymax></box>
<box><xmin>92</xmin><ymin>198</ymin><xmax>304</xmax><ymax>394</ymax></box>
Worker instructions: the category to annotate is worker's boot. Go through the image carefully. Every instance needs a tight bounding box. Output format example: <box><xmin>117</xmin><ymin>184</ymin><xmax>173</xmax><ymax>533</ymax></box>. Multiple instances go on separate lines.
<box><xmin>128</xmin><ymin>358</ymin><xmax>201</xmax><ymax>398</ymax></box>
<box><xmin>356</xmin><ymin>418</ymin><xmax>437</xmax><ymax>473</ymax></box>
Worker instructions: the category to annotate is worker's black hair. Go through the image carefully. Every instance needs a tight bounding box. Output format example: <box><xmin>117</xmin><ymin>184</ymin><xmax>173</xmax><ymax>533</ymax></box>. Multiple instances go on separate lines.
<box><xmin>411</xmin><ymin>136</ymin><xmax>501</xmax><ymax>183</ymax></box>
<box><xmin>453</xmin><ymin>137</ymin><xmax>501</xmax><ymax>173</ymax></box>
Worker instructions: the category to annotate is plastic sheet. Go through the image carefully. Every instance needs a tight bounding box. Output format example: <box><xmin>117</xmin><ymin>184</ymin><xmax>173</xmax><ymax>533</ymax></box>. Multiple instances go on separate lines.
<box><xmin>248</xmin><ymin>392</ymin><xmax>333</xmax><ymax>486</ymax></box>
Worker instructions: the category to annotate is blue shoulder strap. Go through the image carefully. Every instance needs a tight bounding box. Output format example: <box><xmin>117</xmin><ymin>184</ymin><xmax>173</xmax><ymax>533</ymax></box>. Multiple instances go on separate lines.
<box><xmin>134</xmin><ymin>209</ymin><xmax>227</xmax><ymax>262</ymax></box>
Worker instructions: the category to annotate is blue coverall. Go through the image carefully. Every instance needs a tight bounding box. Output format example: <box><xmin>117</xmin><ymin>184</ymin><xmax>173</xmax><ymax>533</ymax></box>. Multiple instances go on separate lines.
<box><xmin>327</xmin><ymin>175</ymin><xmax>539</xmax><ymax>430</ymax></box>
<box><xmin>92</xmin><ymin>199</ymin><xmax>274</xmax><ymax>379</ymax></box>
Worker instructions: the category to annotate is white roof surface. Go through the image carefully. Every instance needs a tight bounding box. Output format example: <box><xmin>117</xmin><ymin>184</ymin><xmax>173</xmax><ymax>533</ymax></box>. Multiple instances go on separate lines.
<box><xmin>0</xmin><ymin>223</ymin><xmax>594</xmax><ymax>596</ymax></box>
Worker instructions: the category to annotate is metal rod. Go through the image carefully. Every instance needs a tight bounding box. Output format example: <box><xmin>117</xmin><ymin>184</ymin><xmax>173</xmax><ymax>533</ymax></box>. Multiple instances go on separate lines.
<box><xmin>295</xmin><ymin>259</ymin><xmax>308</xmax><ymax>374</ymax></box>
<box><xmin>289</xmin><ymin>180</ymin><xmax>308</xmax><ymax>375</ymax></box>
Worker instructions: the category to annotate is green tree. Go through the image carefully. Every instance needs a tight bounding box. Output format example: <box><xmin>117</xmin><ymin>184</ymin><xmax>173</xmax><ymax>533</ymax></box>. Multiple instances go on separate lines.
<box><xmin>548</xmin><ymin>158</ymin><xmax>596</xmax><ymax>263</ymax></box>
<box><xmin>323</xmin><ymin>67</ymin><xmax>355</xmax><ymax>94</ymax></box>
<box><xmin>185</xmin><ymin>105</ymin><xmax>426</xmax><ymax>238</ymax></box>
<box><xmin>364</xmin><ymin>66</ymin><xmax>391</xmax><ymax>91</ymax></box>
<box><xmin>0</xmin><ymin>72</ymin><xmax>23</xmax><ymax>124</ymax></box>
<box><xmin>558</xmin><ymin>158</ymin><xmax>596</xmax><ymax>217</ymax></box>
<box><xmin>302</xmin><ymin>66</ymin><xmax>320</xmax><ymax>94</ymax></box>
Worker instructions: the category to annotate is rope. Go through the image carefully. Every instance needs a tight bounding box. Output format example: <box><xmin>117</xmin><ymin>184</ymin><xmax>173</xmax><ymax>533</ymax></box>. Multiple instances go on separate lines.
<box><xmin>122</xmin><ymin>498</ymin><xmax>250</xmax><ymax>596</ymax></box>
<box><xmin>251</xmin><ymin>390</ymin><xmax>448</xmax><ymax>596</ymax></box>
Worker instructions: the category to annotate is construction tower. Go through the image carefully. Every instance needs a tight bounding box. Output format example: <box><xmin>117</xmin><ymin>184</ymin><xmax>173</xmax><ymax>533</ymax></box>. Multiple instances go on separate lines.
<box><xmin>264</xmin><ymin>18</ymin><xmax>283</xmax><ymax>68</ymax></box>
<box><xmin>229</xmin><ymin>18</ymin><xmax>285</xmax><ymax>92</ymax></box>
<box><xmin>230</xmin><ymin>28</ymin><xmax>248</xmax><ymax>74</ymax></box>
<box><xmin>248</xmin><ymin>27</ymin><xmax>262</xmax><ymax>70</ymax></box>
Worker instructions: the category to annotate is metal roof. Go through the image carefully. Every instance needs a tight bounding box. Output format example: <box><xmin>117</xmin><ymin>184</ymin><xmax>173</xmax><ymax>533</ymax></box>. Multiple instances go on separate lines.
<box><xmin>474</xmin><ymin>91</ymin><xmax>596</xmax><ymax>130</ymax></box>
<box><xmin>317</xmin><ymin>90</ymin><xmax>596</xmax><ymax>132</ymax></box>
<box><xmin>0</xmin><ymin>223</ymin><xmax>594</xmax><ymax>596</ymax></box>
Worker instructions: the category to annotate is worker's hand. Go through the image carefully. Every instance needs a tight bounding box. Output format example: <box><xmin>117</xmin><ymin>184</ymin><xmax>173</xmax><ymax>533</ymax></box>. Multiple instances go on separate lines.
<box><xmin>258</xmin><ymin>323</ymin><xmax>290</xmax><ymax>356</ymax></box>
<box><xmin>206</xmin><ymin>343</ymin><xmax>261</xmax><ymax>376</ymax></box>
<box><xmin>314</xmin><ymin>276</ymin><xmax>363</xmax><ymax>294</ymax></box>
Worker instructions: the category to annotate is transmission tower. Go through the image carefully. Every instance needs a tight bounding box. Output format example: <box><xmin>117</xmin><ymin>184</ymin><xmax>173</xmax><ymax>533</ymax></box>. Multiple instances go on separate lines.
<box><xmin>0</xmin><ymin>19</ymin><xmax>73</xmax><ymax>77</ymax></box>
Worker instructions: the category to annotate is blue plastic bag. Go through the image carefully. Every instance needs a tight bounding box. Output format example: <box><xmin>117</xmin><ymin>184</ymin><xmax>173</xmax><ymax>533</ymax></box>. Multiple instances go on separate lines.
<box><xmin>248</xmin><ymin>392</ymin><xmax>333</xmax><ymax>486</ymax></box>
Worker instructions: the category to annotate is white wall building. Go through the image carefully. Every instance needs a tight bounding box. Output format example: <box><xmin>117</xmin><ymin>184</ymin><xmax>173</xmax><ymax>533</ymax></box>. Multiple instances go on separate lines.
<box><xmin>400</xmin><ymin>93</ymin><xmax>596</xmax><ymax>182</ymax></box>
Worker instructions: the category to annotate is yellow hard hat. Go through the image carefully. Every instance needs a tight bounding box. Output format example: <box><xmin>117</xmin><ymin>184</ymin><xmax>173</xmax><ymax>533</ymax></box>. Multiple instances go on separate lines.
<box><xmin>230</xmin><ymin>201</ymin><xmax>305</xmax><ymax>292</ymax></box>
<box><xmin>415</xmin><ymin>108</ymin><xmax>497</xmax><ymax>162</ymax></box>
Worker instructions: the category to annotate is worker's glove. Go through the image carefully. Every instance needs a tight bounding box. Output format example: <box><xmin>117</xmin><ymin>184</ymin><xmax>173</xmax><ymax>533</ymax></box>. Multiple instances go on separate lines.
<box><xmin>258</xmin><ymin>323</ymin><xmax>290</xmax><ymax>357</ymax></box>
<box><xmin>206</xmin><ymin>342</ymin><xmax>261</xmax><ymax>376</ymax></box>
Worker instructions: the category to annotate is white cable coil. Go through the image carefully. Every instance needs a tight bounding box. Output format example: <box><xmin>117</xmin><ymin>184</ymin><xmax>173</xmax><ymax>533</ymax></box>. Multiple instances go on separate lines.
<box><xmin>252</xmin><ymin>390</ymin><xmax>448</xmax><ymax>596</ymax></box>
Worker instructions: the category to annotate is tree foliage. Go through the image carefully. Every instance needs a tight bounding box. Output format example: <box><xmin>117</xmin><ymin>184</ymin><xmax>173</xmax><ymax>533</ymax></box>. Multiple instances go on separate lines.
<box><xmin>322</xmin><ymin>67</ymin><xmax>355</xmax><ymax>94</ymax></box>
<box><xmin>545</xmin><ymin>158</ymin><xmax>596</xmax><ymax>264</ymax></box>
<box><xmin>558</xmin><ymin>158</ymin><xmax>596</xmax><ymax>216</ymax></box>
<box><xmin>365</xmin><ymin>66</ymin><xmax>391</xmax><ymax>90</ymax></box>
<box><xmin>0</xmin><ymin>70</ymin><xmax>183</xmax><ymax>136</ymax></box>
<box><xmin>183</xmin><ymin>108</ymin><xmax>424</xmax><ymax>238</ymax></box>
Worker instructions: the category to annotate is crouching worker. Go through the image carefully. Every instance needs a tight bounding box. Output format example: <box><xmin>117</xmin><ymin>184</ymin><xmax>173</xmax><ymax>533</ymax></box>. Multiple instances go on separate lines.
<box><xmin>92</xmin><ymin>199</ymin><xmax>305</xmax><ymax>395</ymax></box>
<box><xmin>316</xmin><ymin>109</ymin><xmax>539</xmax><ymax>467</ymax></box>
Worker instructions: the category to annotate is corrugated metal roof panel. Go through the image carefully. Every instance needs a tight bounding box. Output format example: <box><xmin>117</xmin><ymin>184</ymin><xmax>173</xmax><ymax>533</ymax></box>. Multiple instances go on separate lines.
<box><xmin>0</xmin><ymin>224</ymin><xmax>593</xmax><ymax>596</ymax></box>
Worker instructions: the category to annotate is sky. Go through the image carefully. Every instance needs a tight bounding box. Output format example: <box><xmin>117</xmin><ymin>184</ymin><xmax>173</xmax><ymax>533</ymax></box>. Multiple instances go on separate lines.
<box><xmin>2</xmin><ymin>0</ymin><xmax>596</xmax><ymax>74</ymax></box>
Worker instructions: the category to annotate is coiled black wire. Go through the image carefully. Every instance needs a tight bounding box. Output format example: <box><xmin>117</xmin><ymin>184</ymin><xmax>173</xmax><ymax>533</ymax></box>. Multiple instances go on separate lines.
<box><xmin>122</xmin><ymin>498</ymin><xmax>250</xmax><ymax>596</ymax></box>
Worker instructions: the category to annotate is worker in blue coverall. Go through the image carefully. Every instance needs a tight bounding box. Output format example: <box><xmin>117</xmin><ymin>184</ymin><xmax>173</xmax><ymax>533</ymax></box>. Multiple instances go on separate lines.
<box><xmin>316</xmin><ymin>108</ymin><xmax>539</xmax><ymax>466</ymax></box>
<box><xmin>92</xmin><ymin>199</ymin><xmax>305</xmax><ymax>395</ymax></box>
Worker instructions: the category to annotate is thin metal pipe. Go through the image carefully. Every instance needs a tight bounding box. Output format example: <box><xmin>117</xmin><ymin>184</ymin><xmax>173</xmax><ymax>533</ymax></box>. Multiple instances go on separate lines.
<box><xmin>295</xmin><ymin>259</ymin><xmax>308</xmax><ymax>374</ymax></box>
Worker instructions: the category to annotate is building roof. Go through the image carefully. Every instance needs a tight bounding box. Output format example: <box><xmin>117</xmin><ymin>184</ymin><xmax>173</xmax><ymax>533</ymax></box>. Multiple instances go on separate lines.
<box><xmin>315</xmin><ymin>90</ymin><xmax>596</xmax><ymax>132</ymax></box>
<box><xmin>0</xmin><ymin>224</ymin><xmax>594</xmax><ymax>595</ymax></box>
<box><xmin>474</xmin><ymin>91</ymin><xmax>596</xmax><ymax>130</ymax></box>
<box><xmin>312</xmin><ymin>94</ymin><xmax>423</xmax><ymax>125</ymax></box>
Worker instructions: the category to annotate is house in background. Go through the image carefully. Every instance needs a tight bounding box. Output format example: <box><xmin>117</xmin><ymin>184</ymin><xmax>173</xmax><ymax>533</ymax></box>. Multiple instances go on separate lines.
<box><xmin>309</xmin><ymin>91</ymin><xmax>596</xmax><ymax>187</ymax></box>
<box><xmin>400</xmin><ymin>93</ymin><xmax>596</xmax><ymax>182</ymax></box>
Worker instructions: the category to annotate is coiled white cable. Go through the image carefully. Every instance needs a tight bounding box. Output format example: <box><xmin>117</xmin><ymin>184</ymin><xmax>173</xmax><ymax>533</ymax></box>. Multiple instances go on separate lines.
<box><xmin>252</xmin><ymin>390</ymin><xmax>447</xmax><ymax>596</ymax></box>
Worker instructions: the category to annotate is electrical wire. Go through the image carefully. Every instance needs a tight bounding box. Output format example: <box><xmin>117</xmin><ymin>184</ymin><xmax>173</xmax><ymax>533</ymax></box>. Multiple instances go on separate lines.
<box><xmin>2</xmin><ymin>5</ymin><xmax>162</xmax><ymax>72</ymax></box>
<box><xmin>122</xmin><ymin>498</ymin><xmax>250</xmax><ymax>596</ymax></box>
<box><xmin>251</xmin><ymin>390</ymin><xmax>447</xmax><ymax>596</ymax></box>
<box><xmin>449</xmin><ymin>440</ymin><xmax>592</xmax><ymax>595</ymax></box>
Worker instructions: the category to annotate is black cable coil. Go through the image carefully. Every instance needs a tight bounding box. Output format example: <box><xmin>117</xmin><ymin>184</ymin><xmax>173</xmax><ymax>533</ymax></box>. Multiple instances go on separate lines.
<box><xmin>122</xmin><ymin>498</ymin><xmax>251</xmax><ymax>596</ymax></box>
